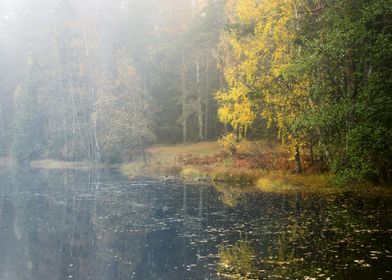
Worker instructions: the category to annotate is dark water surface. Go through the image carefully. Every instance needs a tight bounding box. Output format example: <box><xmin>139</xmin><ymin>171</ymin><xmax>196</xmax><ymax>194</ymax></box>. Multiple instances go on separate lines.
<box><xmin>0</xmin><ymin>168</ymin><xmax>391</xmax><ymax>280</ymax></box>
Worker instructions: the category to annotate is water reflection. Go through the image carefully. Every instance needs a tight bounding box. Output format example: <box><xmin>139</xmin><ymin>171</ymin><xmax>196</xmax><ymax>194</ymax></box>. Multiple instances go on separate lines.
<box><xmin>217</xmin><ymin>190</ymin><xmax>392</xmax><ymax>279</ymax></box>
<box><xmin>0</xmin><ymin>168</ymin><xmax>391</xmax><ymax>279</ymax></box>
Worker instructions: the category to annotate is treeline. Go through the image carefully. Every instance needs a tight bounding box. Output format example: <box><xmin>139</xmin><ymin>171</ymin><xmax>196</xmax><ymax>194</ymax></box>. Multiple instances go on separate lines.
<box><xmin>1</xmin><ymin>0</ymin><xmax>391</xmax><ymax>184</ymax></box>
<box><xmin>0</xmin><ymin>0</ymin><xmax>226</xmax><ymax>162</ymax></box>
<box><xmin>1</xmin><ymin>0</ymin><xmax>157</xmax><ymax>162</ymax></box>
<box><xmin>217</xmin><ymin>0</ymin><xmax>392</xmax><ymax>184</ymax></box>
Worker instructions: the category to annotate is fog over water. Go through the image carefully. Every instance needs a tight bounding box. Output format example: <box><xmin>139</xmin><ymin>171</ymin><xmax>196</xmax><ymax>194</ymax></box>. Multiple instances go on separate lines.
<box><xmin>0</xmin><ymin>168</ymin><xmax>391</xmax><ymax>279</ymax></box>
<box><xmin>1</xmin><ymin>1</ymin><xmax>392</xmax><ymax>279</ymax></box>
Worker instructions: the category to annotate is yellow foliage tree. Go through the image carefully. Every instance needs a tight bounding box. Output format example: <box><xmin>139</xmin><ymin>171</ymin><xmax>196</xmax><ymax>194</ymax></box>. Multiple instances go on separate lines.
<box><xmin>216</xmin><ymin>0</ymin><xmax>315</xmax><ymax>172</ymax></box>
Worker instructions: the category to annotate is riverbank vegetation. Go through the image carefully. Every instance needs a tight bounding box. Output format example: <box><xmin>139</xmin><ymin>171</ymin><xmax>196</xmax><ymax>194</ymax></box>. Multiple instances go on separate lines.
<box><xmin>0</xmin><ymin>0</ymin><xmax>391</xmax><ymax>187</ymax></box>
<box><xmin>120</xmin><ymin>141</ymin><xmax>392</xmax><ymax>197</ymax></box>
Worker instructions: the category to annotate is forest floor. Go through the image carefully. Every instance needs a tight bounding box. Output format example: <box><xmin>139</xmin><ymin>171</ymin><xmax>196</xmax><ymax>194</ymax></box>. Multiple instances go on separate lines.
<box><xmin>120</xmin><ymin>141</ymin><xmax>392</xmax><ymax>196</ymax></box>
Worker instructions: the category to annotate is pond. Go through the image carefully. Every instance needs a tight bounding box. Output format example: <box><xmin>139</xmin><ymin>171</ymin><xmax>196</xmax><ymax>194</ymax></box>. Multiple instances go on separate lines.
<box><xmin>0</xmin><ymin>168</ymin><xmax>391</xmax><ymax>279</ymax></box>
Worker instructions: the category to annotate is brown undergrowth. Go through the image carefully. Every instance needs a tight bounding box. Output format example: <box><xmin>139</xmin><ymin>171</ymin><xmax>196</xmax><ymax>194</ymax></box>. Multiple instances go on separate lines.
<box><xmin>120</xmin><ymin>141</ymin><xmax>390</xmax><ymax>197</ymax></box>
<box><xmin>122</xmin><ymin>140</ymin><xmax>326</xmax><ymax>183</ymax></box>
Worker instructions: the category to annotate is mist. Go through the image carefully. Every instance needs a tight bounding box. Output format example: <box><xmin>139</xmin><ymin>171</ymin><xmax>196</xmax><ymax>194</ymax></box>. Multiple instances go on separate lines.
<box><xmin>1</xmin><ymin>1</ymin><xmax>392</xmax><ymax>279</ymax></box>
<box><xmin>0</xmin><ymin>0</ymin><xmax>225</xmax><ymax>163</ymax></box>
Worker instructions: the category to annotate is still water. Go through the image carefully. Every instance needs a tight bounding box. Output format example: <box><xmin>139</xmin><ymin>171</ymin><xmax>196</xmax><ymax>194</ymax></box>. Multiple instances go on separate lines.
<box><xmin>0</xmin><ymin>168</ymin><xmax>391</xmax><ymax>280</ymax></box>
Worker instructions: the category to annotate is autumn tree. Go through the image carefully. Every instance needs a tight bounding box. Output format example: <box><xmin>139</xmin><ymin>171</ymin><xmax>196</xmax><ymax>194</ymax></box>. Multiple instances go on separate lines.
<box><xmin>217</xmin><ymin>0</ymin><xmax>392</xmax><ymax>182</ymax></box>
<box><xmin>216</xmin><ymin>0</ymin><xmax>313</xmax><ymax>173</ymax></box>
<box><xmin>96</xmin><ymin>51</ymin><xmax>155</xmax><ymax>163</ymax></box>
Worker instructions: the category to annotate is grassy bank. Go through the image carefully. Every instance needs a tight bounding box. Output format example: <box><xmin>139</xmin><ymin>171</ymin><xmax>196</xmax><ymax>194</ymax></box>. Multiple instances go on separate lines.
<box><xmin>120</xmin><ymin>140</ymin><xmax>391</xmax><ymax>197</ymax></box>
<box><xmin>121</xmin><ymin>141</ymin><xmax>221</xmax><ymax>179</ymax></box>
<box><xmin>8</xmin><ymin>141</ymin><xmax>387</xmax><ymax>197</ymax></box>
<box><xmin>120</xmin><ymin>141</ymin><xmax>321</xmax><ymax>188</ymax></box>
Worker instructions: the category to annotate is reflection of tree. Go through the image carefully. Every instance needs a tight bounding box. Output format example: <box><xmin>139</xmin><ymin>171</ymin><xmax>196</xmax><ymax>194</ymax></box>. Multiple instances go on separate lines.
<box><xmin>213</xmin><ymin>182</ymin><xmax>248</xmax><ymax>208</ymax></box>
<box><xmin>261</xmin><ymin>196</ymin><xmax>387</xmax><ymax>279</ymax></box>
<box><xmin>217</xmin><ymin>193</ymin><xmax>392</xmax><ymax>279</ymax></box>
<box><xmin>181</xmin><ymin>184</ymin><xmax>206</xmax><ymax>277</ymax></box>
<box><xmin>93</xmin><ymin>180</ymin><xmax>149</xmax><ymax>279</ymax></box>
<box><xmin>0</xmin><ymin>198</ymin><xmax>31</xmax><ymax>279</ymax></box>
<box><xmin>1</xmin><ymin>169</ymin><xmax>391</xmax><ymax>279</ymax></box>
<box><xmin>218</xmin><ymin>240</ymin><xmax>257</xmax><ymax>279</ymax></box>
<box><xmin>0</xmin><ymin>168</ymin><xmax>153</xmax><ymax>279</ymax></box>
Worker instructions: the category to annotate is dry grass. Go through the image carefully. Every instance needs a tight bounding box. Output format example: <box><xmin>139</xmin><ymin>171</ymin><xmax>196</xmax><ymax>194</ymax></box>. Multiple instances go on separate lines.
<box><xmin>122</xmin><ymin>140</ymin><xmax>321</xmax><ymax>185</ymax></box>
<box><xmin>211</xmin><ymin>166</ymin><xmax>260</xmax><ymax>184</ymax></box>
<box><xmin>119</xmin><ymin>141</ymin><xmax>391</xmax><ymax>198</ymax></box>
<box><xmin>256</xmin><ymin>171</ymin><xmax>392</xmax><ymax>197</ymax></box>
<box><xmin>181</xmin><ymin>166</ymin><xmax>211</xmax><ymax>180</ymax></box>
<box><xmin>147</xmin><ymin>141</ymin><xmax>221</xmax><ymax>163</ymax></box>
<box><xmin>257</xmin><ymin>172</ymin><xmax>336</xmax><ymax>195</ymax></box>
<box><xmin>121</xmin><ymin>161</ymin><xmax>182</xmax><ymax>179</ymax></box>
<box><xmin>121</xmin><ymin>141</ymin><xmax>222</xmax><ymax>178</ymax></box>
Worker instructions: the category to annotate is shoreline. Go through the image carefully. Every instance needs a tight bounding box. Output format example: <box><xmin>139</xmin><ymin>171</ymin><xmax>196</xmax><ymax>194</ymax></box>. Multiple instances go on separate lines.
<box><xmin>2</xmin><ymin>141</ymin><xmax>391</xmax><ymax>197</ymax></box>
<box><xmin>118</xmin><ymin>142</ymin><xmax>391</xmax><ymax>197</ymax></box>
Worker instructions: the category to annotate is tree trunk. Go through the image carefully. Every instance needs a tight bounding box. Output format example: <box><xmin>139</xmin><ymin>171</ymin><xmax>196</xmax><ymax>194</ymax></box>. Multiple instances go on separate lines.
<box><xmin>344</xmin><ymin>50</ymin><xmax>356</xmax><ymax>151</ymax></box>
<box><xmin>309</xmin><ymin>143</ymin><xmax>314</xmax><ymax>165</ymax></box>
<box><xmin>70</xmin><ymin>76</ymin><xmax>77</xmax><ymax>160</ymax></box>
<box><xmin>92</xmin><ymin>97</ymin><xmax>101</xmax><ymax>162</ymax></box>
<box><xmin>204</xmin><ymin>54</ymin><xmax>209</xmax><ymax>140</ymax></box>
<box><xmin>386</xmin><ymin>164</ymin><xmax>392</xmax><ymax>185</ymax></box>
<box><xmin>295</xmin><ymin>145</ymin><xmax>302</xmax><ymax>174</ymax></box>
<box><xmin>376</xmin><ymin>163</ymin><xmax>386</xmax><ymax>185</ymax></box>
<box><xmin>376</xmin><ymin>160</ymin><xmax>392</xmax><ymax>185</ymax></box>
<box><xmin>181</xmin><ymin>51</ymin><xmax>187</xmax><ymax>143</ymax></box>
<box><xmin>55</xmin><ymin>43</ymin><xmax>69</xmax><ymax>160</ymax></box>
<box><xmin>196</xmin><ymin>59</ymin><xmax>203</xmax><ymax>141</ymax></box>
<box><xmin>319</xmin><ymin>134</ymin><xmax>331</xmax><ymax>165</ymax></box>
